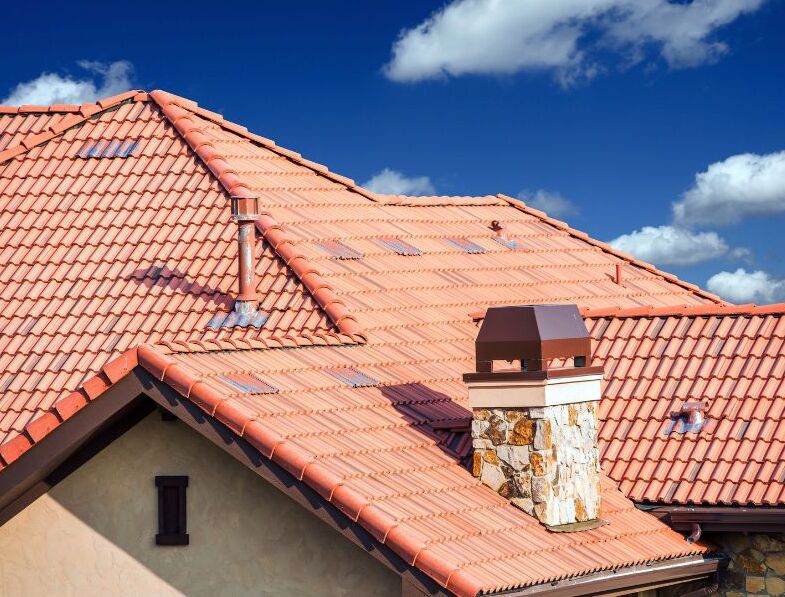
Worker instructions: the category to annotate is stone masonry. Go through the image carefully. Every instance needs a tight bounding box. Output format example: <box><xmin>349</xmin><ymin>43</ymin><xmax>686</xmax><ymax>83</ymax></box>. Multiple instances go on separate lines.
<box><xmin>471</xmin><ymin>401</ymin><xmax>601</xmax><ymax>527</ymax></box>
<box><xmin>711</xmin><ymin>532</ymin><xmax>785</xmax><ymax>596</ymax></box>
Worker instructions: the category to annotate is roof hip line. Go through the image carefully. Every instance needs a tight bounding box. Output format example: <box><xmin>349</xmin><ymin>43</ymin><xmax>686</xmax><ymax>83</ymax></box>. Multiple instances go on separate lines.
<box><xmin>148</xmin><ymin>90</ymin><xmax>364</xmax><ymax>340</ymax></box>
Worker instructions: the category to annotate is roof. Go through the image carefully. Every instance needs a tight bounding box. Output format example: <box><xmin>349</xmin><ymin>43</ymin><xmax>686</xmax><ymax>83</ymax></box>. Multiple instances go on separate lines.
<box><xmin>585</xmin><ymin>303</ymin><xmax>785</xmax><ymax>507</ymax></box>
<box><xmin>0</xmin><ymin>90</ymin><xmax>723</xmax><ymax>595</ymax></box>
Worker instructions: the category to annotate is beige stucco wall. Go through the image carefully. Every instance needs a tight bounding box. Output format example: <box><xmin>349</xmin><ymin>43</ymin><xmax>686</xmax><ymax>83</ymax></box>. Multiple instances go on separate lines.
<box><xmin>0</xmin><ymin>413</ymin><xmax>400</xmax><ymax>597</ymax></box>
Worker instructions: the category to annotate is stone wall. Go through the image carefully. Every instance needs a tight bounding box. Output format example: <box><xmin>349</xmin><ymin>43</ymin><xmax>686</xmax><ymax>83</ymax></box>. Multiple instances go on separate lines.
<box><xmin>710</xmin><ymin>532</ymin><xmax>785</xmax><ymax>596</ymax></box>
<box><xmin>471</xmin><ymin>401</ymin><xmax>601</xmax><ymax>527</ymax></box>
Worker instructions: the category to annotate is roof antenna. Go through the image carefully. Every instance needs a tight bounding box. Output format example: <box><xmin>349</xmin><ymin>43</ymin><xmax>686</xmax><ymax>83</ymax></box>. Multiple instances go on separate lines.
<box><xmin>231</xmin><ymin>195</ymin><xmax>261</xmax><ymax>315</ymax></box>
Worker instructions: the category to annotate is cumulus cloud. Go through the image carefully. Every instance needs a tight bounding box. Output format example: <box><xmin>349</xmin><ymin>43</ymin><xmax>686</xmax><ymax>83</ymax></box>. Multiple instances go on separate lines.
<box><xmin>2</xmin><ymin>60</ymin><xmax>135</xmax><ymax>106</ymax></box>
<box><xmin>384</xmin><ymin>0</ymin><xmax>764</xmax><ymax>84</ymax></box>
<box><xmin>518</xmin><ymin>189</ymin><xmax>579</xmax><ymax>218</ymax></box>
<box><xmin>608</xmin><ymin>225</ymin><xmax>731</xmax><ymax>265</ymax></box>
<box><xmin>362</xmin><ymin>168</ymin><xmax>436</xmax><ymax>195</ymax></box>
<box><xmin>673</xmin><ymin>150</ymin><xmax>785</xmax><ymax>226</ymax></box>
<box><xmin>707</xmin><ymin>268</ymin><xmax>785</xmax><ymax>303</ymax></box>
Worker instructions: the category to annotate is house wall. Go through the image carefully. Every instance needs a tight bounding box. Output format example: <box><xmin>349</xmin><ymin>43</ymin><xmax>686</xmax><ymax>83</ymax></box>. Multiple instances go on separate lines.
<box><xmin>0</xmin><ymin>413</ymin><xmax>400</xmax><ymax>597</ymax></box>
<box><xmin>711</xmin><ymin>532</ymin><xmax>785</xmax><ymax>596</ymax></box>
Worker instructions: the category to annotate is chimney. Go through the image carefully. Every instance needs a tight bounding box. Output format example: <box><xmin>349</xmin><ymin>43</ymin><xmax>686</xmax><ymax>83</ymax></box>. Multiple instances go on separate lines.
<box><xmin>463</xmin><ymin>304</ymin><xmax>604</xmax><ymax>529</ymax></box>
<box><xmin>230</xmin><ymin>195</ymin><xmax>261</xmax><ymax>314</ymax></box>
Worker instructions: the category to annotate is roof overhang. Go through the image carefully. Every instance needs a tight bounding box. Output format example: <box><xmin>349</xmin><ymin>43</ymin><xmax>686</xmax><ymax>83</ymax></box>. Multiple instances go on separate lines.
<box><xmin>644</xmin><ymin>504</ymin><xmax>785</xmax><ymax>533</ymax></box>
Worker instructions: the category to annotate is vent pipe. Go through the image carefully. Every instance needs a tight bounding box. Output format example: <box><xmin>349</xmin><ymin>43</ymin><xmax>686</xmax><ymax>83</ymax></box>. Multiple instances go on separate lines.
<box><xmin>230</xmin><ymin>195</ymin><xmax>260</xmax><ymax>314</ymax></box>
<box><xmin>614</xmin><ymin>263</ymin><xmax>624</xmax><ymax>285</ymax></box>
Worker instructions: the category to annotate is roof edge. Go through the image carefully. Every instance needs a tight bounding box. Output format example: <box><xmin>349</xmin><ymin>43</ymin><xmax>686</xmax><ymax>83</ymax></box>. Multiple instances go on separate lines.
<box><xmin>581</xmin><ymin>302</ymin><xmax>785</xmax><ymax>319</ymax></box>
<box><xmin>496</xmin><ymin>194</ymin><xmax>726</xmax><ymax>306</ymax></box>
<box><xmin>148</xmin><ymin>90</ymin><xmax>365</xmax><ymax>341</ymax></box>
<box><xmin>0</xmin><ymin>90</ymin><xmax>146</xmax><ymax>165</ymax></box>
<box><xmin>0</xmin><ymin>346</ymin><xmax>140</xmax><ymax>469</ymax></box>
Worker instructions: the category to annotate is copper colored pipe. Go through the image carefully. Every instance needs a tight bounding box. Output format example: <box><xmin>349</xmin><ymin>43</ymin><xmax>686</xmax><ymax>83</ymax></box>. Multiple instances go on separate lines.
<box><xmin>615</xmin><ymin>263</ymin><xmax>624</xmax><ymax>285</ymax></box>
<box><xmin>236</xmin><ymin>219</ymin><xmax>257</xmax><ymax>311</ymax></box>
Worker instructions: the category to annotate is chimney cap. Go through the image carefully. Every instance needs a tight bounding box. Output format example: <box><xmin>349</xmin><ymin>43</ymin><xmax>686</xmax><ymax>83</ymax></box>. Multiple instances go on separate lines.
<box><xmin>230</xmin><ymin>195</ymin><xmax>261</xmax><ymax>222</ymax></box>
<box><xmin>474</xmin><ymin>304</ymin><xmax>591</xmax><ymax>369</ymax></box>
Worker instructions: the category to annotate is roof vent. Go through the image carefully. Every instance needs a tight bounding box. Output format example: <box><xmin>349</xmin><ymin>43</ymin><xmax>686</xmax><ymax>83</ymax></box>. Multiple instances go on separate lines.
<box><xmin>316</xmin><ymin>239</ymin><xmax>363</xmax><ymax>260</ymax></box>
<box><xmin>447</xmin><ymin>238</ymin><xmax>486</xmax><ymax>254</ymax></box>
<box><xmin>668</xmin><ymin>401</ymin><xmax>707</xmax><ymax>434</ymax></box>
<box><xmin>327</xmin><ymin>368</ymin><xmax>378</xmax><ymax>388</ymax></box>
<box><xmin>218</xmin><ymin>373</ymin><xmax>278</xmax><ymax>395</ymax></box>
<box><xmin>377</xmin><ymin>238</ymin><xmax>422</xmax><ymax>256</ymax></box>
<box><xmin>76</xmin><ymin>139</ymin><xmax>138</xmax><ymax>159</ymax></box>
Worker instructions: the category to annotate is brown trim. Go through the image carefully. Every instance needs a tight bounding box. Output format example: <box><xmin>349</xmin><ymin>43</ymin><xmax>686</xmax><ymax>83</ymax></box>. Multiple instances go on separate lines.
<box><xmin>494</xmin><ymin>555</ymin><xmax>723</xmax><ymax>596</ymax></box>
<box><xmin>133</xmin><ymin>368</ymin><xmax>452</xmax><ymax>596</ymax></box>
<box><xmin>463</xmin><ymin>367</ymin><xmax>603</xmax><ymax>383</ymax></box>
<box><xmin>647</xmin><ymin>505</ymin><xmax>785</xmax><ymax>533</ymax></box>
<box><xmin>0</xmin><ymin>375</ymin><xmax>151</xmax><ymax>521</ymax></box>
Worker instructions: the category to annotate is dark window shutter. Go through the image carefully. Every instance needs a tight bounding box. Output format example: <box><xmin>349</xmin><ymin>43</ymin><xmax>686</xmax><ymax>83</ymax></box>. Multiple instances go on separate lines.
<box><xmin>155</xmin><ymin>476</ymin><xmax>189</xmax><ymax>545</ymax></box>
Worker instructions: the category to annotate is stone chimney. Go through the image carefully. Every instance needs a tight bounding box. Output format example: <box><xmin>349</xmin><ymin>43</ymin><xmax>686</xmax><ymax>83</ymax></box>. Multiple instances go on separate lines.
<box><xmin>463</xmin><ymin>304</ymin><xmax>603</xmax><ymax>529</ymax></box>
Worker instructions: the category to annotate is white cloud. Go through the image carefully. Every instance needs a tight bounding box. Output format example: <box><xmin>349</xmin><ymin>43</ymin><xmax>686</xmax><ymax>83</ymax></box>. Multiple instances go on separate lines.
<box><xmin>362</xmin><ymin>168</ymin><xmax>436</xmax><ymax>195</ymax></box>
<box><xmin>673</xmin><ymin>150</ymin><xmax>785</xmax><ymax>226</ymax></box>
<box><xmin>707</xmin><ymin>268</ymin><xmax>785</xmax><ymax>303</ymax></box>
<box><xmin>383</xmin><ymin>0</ymin><xmax>764</xmax><ymax>84</ymax></box>
<box><xmin>518</xmin><ymin>189</ymin><xmax>578</xmax><ymax>217</ymax></box>
<box><xmin>2</xmin><ymin>60</ymin><xmax>135</xmax><ymax>106</ymax></box>
<box><xmin>608</xmin><ymin>225</ymin><xmax>730</xmax><ymax>265</ymax></box>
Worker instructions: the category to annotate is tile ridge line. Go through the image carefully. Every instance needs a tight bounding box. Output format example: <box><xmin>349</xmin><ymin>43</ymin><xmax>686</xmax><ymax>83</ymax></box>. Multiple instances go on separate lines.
<box><xmin>134</xmin><ymin>345</ymin><xmax>484</xmax><ymax>597</ymax></box>
<box><xmin>581</xmin><ymin>303</ymin><xmax>785</xmax><ymax>319</ymax></box>
<box><xmin>148</xmin><ymin>90</ymin><xmax>365</xmax><ymax>342</ymax></box>
<box><xmin>495</xmin><ymin>193</ymin><xmax>726</xmax><ymax>305</ymax></box>
<box><xmin>146</xmin><ymin>89</ymin><xmax>386</xmax><ymax>204</ymax></box>
<box><xmin>0</xmin><ymin>90</ymin><xmax>145</xmax><ymax>165</ymax></box>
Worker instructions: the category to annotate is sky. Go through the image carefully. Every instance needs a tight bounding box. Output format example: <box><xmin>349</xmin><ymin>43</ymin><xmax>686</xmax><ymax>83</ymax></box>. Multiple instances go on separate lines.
<box><xmin>1</xmin><ymin>0</ymin><xmax>784</xmax><ymax>303</ymax></box>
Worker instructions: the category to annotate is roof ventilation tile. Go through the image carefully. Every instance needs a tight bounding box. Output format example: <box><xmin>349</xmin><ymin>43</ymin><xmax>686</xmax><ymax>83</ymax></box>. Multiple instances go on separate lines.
<box><xmin>377</xmin><ymin>238</ymin><xmax>422</xmax><ymax>256</ymax></box>
<box><xmin>316</xmin><ymin>239</ymin><xmax>363</xmax><ymax>260</ymax></box>
<box><xmin>446</xmin><ymin>238</ymin><xmax>486</xmax><ymax>254</ymax></box>
<box><xmin>666</xmin><ymin>401</ymin><xmax>707</xmax><ymax>434</ymax></box>
<box><xmin>76</xmin><ymin>139</ymin><xmax>139</xmax><ymax>159</ymax></box>
<box><xmin>492</xmin><ymin>236</ymin><xmax>519</xmax><ymax>250</ymax></box>
<box><xmin>218</xmin><ymin>373</ymin><xmax>278</xmax><ymax>394</ymax></box>
<box><xmin>326</xmin><ymin>368</ymin><xmax>379</xmax><ymax>387</ymax></box>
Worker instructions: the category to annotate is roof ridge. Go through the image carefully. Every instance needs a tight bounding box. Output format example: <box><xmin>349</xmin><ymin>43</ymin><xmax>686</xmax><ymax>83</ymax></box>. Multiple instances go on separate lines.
<box><xmin>148</xmin><ymin>89</ymin><xmax>385</xmax><ymax>204</ymax></box>
<box><xmin>582</xmin><ymin>302</ymin><xmax>785</xmax><ymax>319</ymax></box>
<box><xmin>148</xmin><ymin>90</ymin><xmax>365</xmax><ymax>341</ymax></box>
<box><xmin>0</xmin><ymin>90</ymin><xmax>145</xmax><ymax>165</ymax></box>
<box><xmin>496</xmin><ymin>194</ymin><xmax>726</xmax><ymax>306</ymax></box>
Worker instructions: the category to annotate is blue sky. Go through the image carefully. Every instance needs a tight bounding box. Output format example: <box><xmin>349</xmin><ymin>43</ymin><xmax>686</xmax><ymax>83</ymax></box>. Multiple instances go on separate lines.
<box><xmin>2</xmin><ymin>1</ymin><xmax>784</xmax><ymax>302</ymax></box>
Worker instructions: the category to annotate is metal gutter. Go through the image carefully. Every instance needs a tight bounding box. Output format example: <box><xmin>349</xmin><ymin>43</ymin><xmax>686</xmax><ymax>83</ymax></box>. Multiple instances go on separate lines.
<box><xmin>490</xmin><ymin>555</ymin><xmax>724</xmax><ymax>597</ymax></box>
<box><xmin>646</xmin><ymin>505</ymin><xmax>785</xmax><ymax>533</ymax></box>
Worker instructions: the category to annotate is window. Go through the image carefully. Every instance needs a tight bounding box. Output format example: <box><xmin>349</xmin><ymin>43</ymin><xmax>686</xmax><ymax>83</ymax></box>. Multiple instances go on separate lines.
<box><xmin>155</xmin><ymin>476</ymin><xmax>189</xmax><ymax>545</ymax></box>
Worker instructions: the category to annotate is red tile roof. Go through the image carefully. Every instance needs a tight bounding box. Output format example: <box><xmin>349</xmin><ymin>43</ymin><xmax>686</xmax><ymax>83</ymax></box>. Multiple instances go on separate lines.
<box><xmin>587</xmin><ymin>304</ymin><xmax>785</xmax><ymax>506</ymax></box>
<box><xmin>0</xmin><ymin>90</ymin><xmax>723</xmax><ymax>594</ymax></box>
